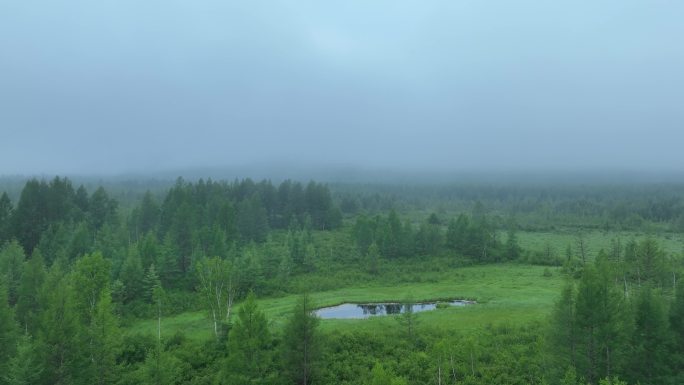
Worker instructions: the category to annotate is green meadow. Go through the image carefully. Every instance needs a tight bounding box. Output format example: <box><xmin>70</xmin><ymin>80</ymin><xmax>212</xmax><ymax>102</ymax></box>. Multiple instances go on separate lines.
<box><xmin>128</xmin><ymin>264</ymin><xmax>563</xmax><ymax>340</ymax></box>
<box><xmin>515</xmin><ymin>229</ymin><xmax>684</xmax><ymax>257</ymax></box>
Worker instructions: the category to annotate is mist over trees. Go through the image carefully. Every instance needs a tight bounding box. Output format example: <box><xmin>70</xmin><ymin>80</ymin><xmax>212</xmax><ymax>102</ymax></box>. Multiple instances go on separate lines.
<box><xmin>1</xmin><ymin>176</ymin><xmax>684</xmax><ymax>384</ymax></box>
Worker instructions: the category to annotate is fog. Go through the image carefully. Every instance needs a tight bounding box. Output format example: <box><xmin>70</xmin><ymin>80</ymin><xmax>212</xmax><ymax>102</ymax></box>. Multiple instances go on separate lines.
<box><xmin>1</xmin><ymin>1</ymin><xmax>682</xmax><ymax>177</ymax></box>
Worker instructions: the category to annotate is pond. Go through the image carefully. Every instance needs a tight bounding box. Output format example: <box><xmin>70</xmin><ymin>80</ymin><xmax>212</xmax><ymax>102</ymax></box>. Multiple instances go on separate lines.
<box><xmin>314</xmin><ymin>300</ymin><xmax>475</xmax><ymax>319</ymax></box>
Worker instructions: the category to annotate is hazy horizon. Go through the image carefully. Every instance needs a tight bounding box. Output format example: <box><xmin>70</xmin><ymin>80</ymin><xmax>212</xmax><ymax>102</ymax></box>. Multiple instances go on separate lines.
<box><xmin>2</xmin><ymin>1</ymin><xmax>683</xmax><ymax>175</ymax></box>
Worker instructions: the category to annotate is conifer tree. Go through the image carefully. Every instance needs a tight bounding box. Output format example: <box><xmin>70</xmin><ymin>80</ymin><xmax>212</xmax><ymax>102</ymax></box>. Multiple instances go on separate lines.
<box><xmin>0</xmin><ymin>240</ymin><xmax>26</xmax><ymax>306</ymax></box>
<box><xmin>548</xmin><ymin>280</ymin><xmax>577</xmax><ymax>376</ymax></box>
<box><xmin>38</xmin><ymin>275</ymin><xmax>80</xmax><ymax>385</ymax></box>
<box><xmin>3</xmin><ymin>333</ymin><xmax>43</xmax><ymax>385</ymax></box>
<box><xmin>283</xmin><ymin>293</ymin><xmax>320</xmax><ymax>385</ymax></box>
<box><xmin>0</xmin><ymin>283</ymin><xmax>18</xmax><ymax>379</ymax></box>
<box><xmin>223</xmin><ymin>292</ymin><xmax>272</xmax><ymax>384</ymax></box>
<box><xmin>627</xmin><ymin>288</ymin><xmax>671</xmax><ymax>384</ymax></box>
<box><xmin>0</xmin><ymin>192</ymin><xmax>12</xmax><ymax>245</ymax></box>
<box><xmin>15</xmin><ymin>249</ymin><xmax>46</xmax><ymax>334</ymax></box>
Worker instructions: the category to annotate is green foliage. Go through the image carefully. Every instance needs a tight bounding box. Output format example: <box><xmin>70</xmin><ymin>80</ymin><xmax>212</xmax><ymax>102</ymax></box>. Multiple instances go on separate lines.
<box><xmin>38</xmin><ymin>272</ymin><xmax>80</xmax><ymax>385</ymax></box>
<box><xmin>71</xmin><ymin>252</ymin><xmax>112</xmax><ymax>322</ymax></box>
<box><xmin>222</xmin><ymin>292</ymin><xmax>273</xmax><ymax>384</ymax></box>
<box><xmin>3</xmin><ymin>334</ymin><xmax>43</xmax><ymax>385</ymax></box>
<box><xmin>119</xmin><ymin>248</ymin><xmax>145</xmax><ymax>303</ymax></box>
<box><xmin>573</xmin><ymin>265</ymin><xmax>627</xmax><ymax>384</ymax></box>
<box><xmin>367</xmin><ymin>242</ymin><xmax>381</xmax><ymax>275</ymax></box>
<box><xmin>548</xmin><ymin>281</ymin><xmax>577</xmax><ymax>377</ymax></box>
<box><xmin>4</xmin><ymin>177</ymin><xmax>684</xmax><ymax>384</ymax></box>
<box><xmin>368</xmin><ymin>362</ymin><xmax>407</xmax><ymax>385</ymax></box>
<box><xmin>626</xmin><ymin>288</ymin><xmax>671</xmax><ymax>384</ymax></box>
<box><xmin>195</xmin><ymin>256</ymin><xmax>236</xmax><ymax>339</ymax></box>
<box><xmin>80</xmin><ymin>289</ymin><xmax>120</xmax><ymax>385</ymax></box>
<box><xmin>0</xmin><ymin>192</ymin><xmax>12</xmax><ymax>245</ymax></box>
<box><xmin>671</xmin><ymin>281</ymin><xmax>684</xmax><ymax>356</ymax></box>
<box><xmin>15</xmin><ymin>249</ymin><xmax>46</xmax><ymax>334</ymax></box>
<box><xmin>283</xmin><ymin>294</ymin><xmax>320</xmax><ymax>385</ymax></box>
<box><xmin>137</xmin><ymin>345</ymin><xmax>183</xmax><ymax>385</ymax></box>
<box><xmin>0</xmin><ymin>283</ymin><xmax>18</xmax><ymax>378</ymax></box>
<box><xmin>0</xmin><ymin>240</ymin><xmax>25</xmax><ymax>305</ymax></box>
<box><xmin>396</xmin><ymin>297</ymin><xmax>419</xmax><ymax>341</ymax></box>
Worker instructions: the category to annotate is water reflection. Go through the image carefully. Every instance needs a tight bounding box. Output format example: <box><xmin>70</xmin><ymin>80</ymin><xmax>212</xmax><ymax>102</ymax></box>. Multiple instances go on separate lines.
<box><xmin>315</xmin><ymin>300</ymin><xmax>474</xmax><ymax>319</ymax></box>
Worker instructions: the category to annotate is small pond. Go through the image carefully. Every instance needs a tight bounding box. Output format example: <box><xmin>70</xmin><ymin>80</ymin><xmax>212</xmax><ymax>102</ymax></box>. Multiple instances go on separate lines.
<box><xmin>315</xmin><ymin>300</ymin><xmax>475</xmax><ymax>319</ymax></box>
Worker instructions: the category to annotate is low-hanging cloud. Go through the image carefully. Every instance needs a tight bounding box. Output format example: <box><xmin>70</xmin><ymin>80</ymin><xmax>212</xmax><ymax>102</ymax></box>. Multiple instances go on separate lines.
<box><xmin>1</xmin><ymin>0</ymin><xmax>682</xmax><ymax>175</ymax></box>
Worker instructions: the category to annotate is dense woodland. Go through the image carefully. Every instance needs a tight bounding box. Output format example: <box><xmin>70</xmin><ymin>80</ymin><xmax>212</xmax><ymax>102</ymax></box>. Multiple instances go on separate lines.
<box><xmin>1</xmin><ymin>176</ymin><xmax>684</xmax><ymax>384</ymax></box>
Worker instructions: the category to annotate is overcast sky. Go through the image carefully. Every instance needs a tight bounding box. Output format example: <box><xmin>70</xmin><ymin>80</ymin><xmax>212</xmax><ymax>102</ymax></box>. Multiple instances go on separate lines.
<box><xmin>1</xmin><ymin>0</ymin><xmax>682</xmax><ymax>176</ymax></box>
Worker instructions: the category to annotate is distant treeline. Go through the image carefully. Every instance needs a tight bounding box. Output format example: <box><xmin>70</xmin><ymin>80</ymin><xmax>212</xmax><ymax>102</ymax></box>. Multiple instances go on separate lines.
<box><xmin>332</xmin><ymin>182</ymin><xmax>684</xmax><ymax>231</ymax></box>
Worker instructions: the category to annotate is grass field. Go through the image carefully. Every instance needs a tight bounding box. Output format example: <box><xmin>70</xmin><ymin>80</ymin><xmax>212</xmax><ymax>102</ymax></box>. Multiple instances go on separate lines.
<box><xmin>126</xmin><ymin>229</ymin><xmax>683</xmax><ymax>342</ymax></box>
<box><xmin>514</xmin><ymin>229</ymin><xmax>684</xmax><ymax>258</ymax></box>
<box><xmin>128</xmin><ymin>264</ymin><xmax>564</xmax><ymax>341</ymax></box>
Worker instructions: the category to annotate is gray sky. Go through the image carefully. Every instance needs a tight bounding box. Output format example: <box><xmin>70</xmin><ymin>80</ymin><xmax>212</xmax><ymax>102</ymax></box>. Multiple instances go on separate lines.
<box><xmin>1</xmin><ymin>0</ymin><xmax>683</xmax><ymax>176</ymax></box>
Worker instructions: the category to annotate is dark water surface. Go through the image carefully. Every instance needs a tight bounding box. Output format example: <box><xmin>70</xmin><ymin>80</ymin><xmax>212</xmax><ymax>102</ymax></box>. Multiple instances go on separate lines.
<box><xmin>315</xmin><ymin>300</ymin><xmax>475</xmax><ymax>319</ymax></box>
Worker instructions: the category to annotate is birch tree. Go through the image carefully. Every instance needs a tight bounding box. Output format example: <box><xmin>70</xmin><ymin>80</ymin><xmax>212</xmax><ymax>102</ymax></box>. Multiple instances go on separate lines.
<box><xmin>195</xmin><ymin>256</ymin><xmax>236</xmax><ymax>339</ymax></box>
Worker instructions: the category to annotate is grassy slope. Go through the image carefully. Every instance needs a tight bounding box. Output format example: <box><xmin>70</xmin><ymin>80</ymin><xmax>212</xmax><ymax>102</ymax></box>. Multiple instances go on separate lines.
<box><xmin>128</xmin><ymin>264</ymin><xmax>563</xmax><ymax>341</ymax></box>
<box><xmin>127</xmin><ymin>229</ymin><xmax>683</xmax><ymax>341</ymax></box>
<box><xmin>515</xmin><ymin>229</ymin><xmax>684</xmax><ymax>257</ymax></box>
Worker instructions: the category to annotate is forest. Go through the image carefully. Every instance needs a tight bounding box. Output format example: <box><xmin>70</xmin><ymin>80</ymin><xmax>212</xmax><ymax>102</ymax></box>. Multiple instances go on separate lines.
<box><xmin>1</xmin><ymin>176</ymin><xmax>684</xmax><ymax>385</ymax></box>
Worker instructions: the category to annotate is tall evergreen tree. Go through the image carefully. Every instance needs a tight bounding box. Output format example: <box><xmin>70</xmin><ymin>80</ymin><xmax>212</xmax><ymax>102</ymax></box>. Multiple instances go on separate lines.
<box><xmin>80</xmin><ymin>289</ymin><xmax>120</xmax><ymax>385</ymax></box>
<box><xmin>138</xmin><ymin>345</ymin><xmax>182</xmax><ymax>385</ymax></box>
<box><xmin>574</xmin><ymin>265</ymin><xmax>627</xmax><ymax>384</ymax></box>
<box><xmin>0</xmin><ymin>240</ymin><xmax>25</xmax><ymax>305</ymax></box>
<box><xmin>548</xmin><ymin>280</ymin><xmax>577</xmax><ymax>376</ymax></box>
<box><xmin>627</xmin><ymin>288</ymin><xmax>671</xmax><ymax>384</ymax></box>
<box><xmin>38</xmin><ymin>274</ymin><xmax>80</xmax><ymax>385</ymax></box>
<box><xmin>3</xmin><ymin>334</ymin><xmax>43</xmax><ymax>385</ymax></box>
<box><xmin>89</xmin><ymin>187</ymin><xmax>118</xmax><ymax>231</ymax></box>
<box><xmin>15</xmin><ymin>249</ymin><xmax>46</xmax><ymax>334</ymax></box>
<box><xmin>283</xmin><ymin>294</ymin><xmax>320</xmax><ymax>385</ymax></box>
<box><xmin>119</xmin><ymin>248</ymin><xmax>144</xmax><ymax>304</ymax></box>
<box><xmin>137</xmin><ymin>191</ymin><xmax>160</xmax><ymax>237</ymax></box>
<box><xmin>0</xmin><ymin>283</ymin><xmax>18</xmax><ymax>380</ymax></box>
<box><xmin>0</xmin><ymin>192</ymin><xmax>12</xmax><ymax>245</ymax></box>
<box><xmin>223</xmin><ymin>292</ymin><xmax>272</xmax><ymax>384</ymax></box>
<box><xmin>670</xmin><ymin>281</ymin><xmax>684</xmax><ymax>382</ymax></box>
<box><xmin>11</xmin><ymin>179</ymin><xmax>48</xmax><ymax>254</ymax></box>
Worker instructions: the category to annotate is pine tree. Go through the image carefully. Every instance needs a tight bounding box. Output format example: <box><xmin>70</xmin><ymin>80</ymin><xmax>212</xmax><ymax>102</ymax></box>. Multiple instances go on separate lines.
<box><xmin>15</xmin><ymin>249</ymin><xmax>46</xmax><ymax>334</ymax></box>
<box><xmin>0</xmin><ymin>192</ymin><xmax>12</xmax><ymax>245</ymax></box>
<box><xmin>75</xmin><ymin>289</ymin><xmax>120</xmax><ymax>385</ymax></box>
<box><xmin>0</xmin><ymin>283</ymin><xmax>18</xmax><ymax>378</ymax></box>
<box><xmin>223</xmin><ymin>292</ymin><xmax>272</xmax><ymax>384</ymax></box>
<box><xmin>0</xmin><ymin>240</ymin><xmax>26</xmax><ymax>305</ymax></box>
<box><xmin>3</xmin><ymin>333</ymin><xmax>43</xmax><ymax>385</ymax></box>
<box><xmin>143</xmin><ymin>264</ymin><xmax>162</xmax><ymax>303</ymax></box>
<box><xmin>38</xmin><ymin>275</ymin><xmax>80</xmax><ymax>385</ymax></box>
<box><xmin>138</xmin><ymin>232</ymin><xmax>160</xmax><ymax>270</ymax></box>
<box><xmin>11</xmin><ymin>179</ymin><xmax>48</xmax><ymax>254</ymax></box>
<box><xmin>574</xmin><ymin>265</ymin><xmax>627</xmax><ymax>384</ymax></box>
<box><xmin>627</xmin><ymin>288</ymin><xmax>671</xmax><ymax>384</ymax></box>
<box><xmin>670</xmin><ymin>281</ymin><xmax>684</xmax><ymax>383</ymax></box>
<box><xmin>137</xmin><ymin>191</ymin><xmax>160</xmax><ymax>236</ymax></box>
<box><xmin>119</xmin><ymin>248</ymin><xmax>144</xmax><ymax>303</ymax></box>
<box><xmin>283</xmin><ymin>294</ymin><xmax>320</xmax><ymax>385</ymax></box>
<box><xmin>138</xmin><ymin>345</ymin><xmax>182</xmax><ymax>385</ymax></box>
<box><xmin>548</xmin><ymin>280</ymin><xmax>577</xmax><ymax>375</ymax></box>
